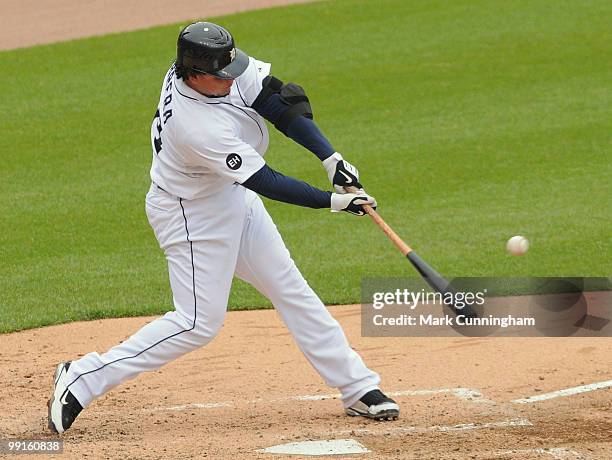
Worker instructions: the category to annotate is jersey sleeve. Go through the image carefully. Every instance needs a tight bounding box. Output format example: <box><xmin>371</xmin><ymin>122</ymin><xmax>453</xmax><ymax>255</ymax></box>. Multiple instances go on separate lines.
<box><xmin>235</xmin><ymin>57</ymin><xmax>271</xmax><ymax>107</ymax></box>
<box><xmin>188</xmin><ymin>122</ymin><xmax>266</xmax><ymax>184</ymax></box>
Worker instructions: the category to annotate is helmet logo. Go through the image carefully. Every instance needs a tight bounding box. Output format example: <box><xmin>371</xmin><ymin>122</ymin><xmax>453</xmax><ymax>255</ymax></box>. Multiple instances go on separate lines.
<box><xmin>230</xmin><ymin>48</ymin><xmax>236</xmax><ymax>62</ymax></box>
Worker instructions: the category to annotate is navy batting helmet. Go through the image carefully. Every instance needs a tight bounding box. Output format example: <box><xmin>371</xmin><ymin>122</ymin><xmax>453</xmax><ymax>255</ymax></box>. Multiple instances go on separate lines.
<box><xmin>176</xmin><ymin>22</ymin><xmax>249</xmax><ymax>80</ymax></box>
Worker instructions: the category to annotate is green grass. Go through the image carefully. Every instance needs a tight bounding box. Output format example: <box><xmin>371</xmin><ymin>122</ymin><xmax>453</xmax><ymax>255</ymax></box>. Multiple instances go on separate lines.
<box><xmin>1</xmin><ymin>0</ymin><xmax>610</xmax><ymax>333</ymax></box>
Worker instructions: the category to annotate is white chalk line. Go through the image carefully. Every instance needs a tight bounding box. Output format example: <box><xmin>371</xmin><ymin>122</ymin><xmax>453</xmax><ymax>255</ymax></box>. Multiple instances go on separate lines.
<box><xmin>390</xmin><ymin>388</ymin><xmax>495</xmax><ymax>404</ymax></box>
<box><xmin>512</xmin><ymin>380</ymin><xmax>612</xmax><ymax>404</ymax></box>
<box><xmin>308</xmin><ymin>418</ymin><xmax>533</xmax><ymax>438</ymax></box>
<box><xmin>156</xmin><ymin>401</ymin><xmax>233</xmax><ymax>411</ymax></box>
<box><xmin>150</xmin><ymin>387</ymin><xmax>492</xmax><ymax>412</ymax></box>
<box><xmin>276</xmin><ymin>387</ymin><xmax>493</xmax><ymax>403</ymax></box>
<box><xmin>532</xmin><ymin>448</ymin><xmax>583</xmax><ymax>460</ymax></box>
<box><xmin>497</xmin><ymin>447</ymin><xmax>583</xmax><ymax>459</ymax></box>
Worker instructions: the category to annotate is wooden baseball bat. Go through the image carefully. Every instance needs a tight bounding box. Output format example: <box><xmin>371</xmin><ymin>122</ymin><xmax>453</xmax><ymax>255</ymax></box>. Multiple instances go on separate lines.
<box><xmin>353</xmin><ymin>195</ymin><xmax>476</xmax><ymax>318</ymax></box>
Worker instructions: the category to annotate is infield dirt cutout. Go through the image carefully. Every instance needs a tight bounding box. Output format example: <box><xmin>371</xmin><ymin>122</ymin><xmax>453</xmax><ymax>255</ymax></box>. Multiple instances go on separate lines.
<box><xmin>1</xmin><ymin>305</ymin><xmax>611</xmax><ymax>459</ymax></box>
<box><xmin>2</xmin><ymin>1</ymin><xmax>611</xmax><ymax>459</ymax></box>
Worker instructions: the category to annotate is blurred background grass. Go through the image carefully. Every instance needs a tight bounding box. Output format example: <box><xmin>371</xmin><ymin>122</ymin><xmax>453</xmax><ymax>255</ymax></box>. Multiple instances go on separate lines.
<box><xmin>1</xmin><ymin>0</ymin><xmax>610</xmax><ymax>332</ymax></box>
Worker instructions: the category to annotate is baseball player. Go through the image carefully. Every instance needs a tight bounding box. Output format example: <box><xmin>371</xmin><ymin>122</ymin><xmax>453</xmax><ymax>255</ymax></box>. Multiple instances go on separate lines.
<box><xmin>48</xmin><ymin>22</ymin><xmax>400</xmax><ymax>434</ymax></box>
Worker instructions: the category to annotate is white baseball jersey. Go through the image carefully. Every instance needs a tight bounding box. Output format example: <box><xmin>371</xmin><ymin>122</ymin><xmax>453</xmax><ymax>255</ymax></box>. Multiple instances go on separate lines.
<box><xmin>150</xmin><ymin>57</ymin><xmax>271</xmax><ymax>200</ymax></box>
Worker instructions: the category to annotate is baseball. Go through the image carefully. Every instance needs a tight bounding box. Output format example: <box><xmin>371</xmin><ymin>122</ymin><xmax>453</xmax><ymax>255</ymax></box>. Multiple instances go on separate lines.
<box><xmin>506</xmin><ymin>235</ymin><xmax>529</xmax><ymax>255</ymax></box>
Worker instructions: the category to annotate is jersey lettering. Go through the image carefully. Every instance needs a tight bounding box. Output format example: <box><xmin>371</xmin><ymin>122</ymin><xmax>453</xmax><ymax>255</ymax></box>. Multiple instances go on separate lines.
<box><xmin>152</xmin><ymin>87</ymin><xmax>174</xmax><ymax>155</ymax></box>
<box><xmin>165</xmin><ymin>66</ymin><xmax>175</xmax><ymax>87</ymax></box>
<box><xmin>153</xmin><ymin>109</ymin><xmax>163</xmax><ymax>155</ymax></box>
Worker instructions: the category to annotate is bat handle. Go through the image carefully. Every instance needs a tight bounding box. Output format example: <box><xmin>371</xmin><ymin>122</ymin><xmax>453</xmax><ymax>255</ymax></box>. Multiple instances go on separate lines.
<box><xmin>345</xmin><ymin>187</ymin><xmax>413</xmax><ymax>256</ymax></box>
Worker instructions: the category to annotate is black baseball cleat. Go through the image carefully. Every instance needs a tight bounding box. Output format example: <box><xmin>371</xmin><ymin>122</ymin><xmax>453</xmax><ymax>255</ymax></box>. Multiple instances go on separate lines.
<box><xmin>47</xmin><ymin>362</ymin><xmax>83</xmax><ymax>434</ymax></box>
<box><xmin>345</xmin><ymin>389</ymin><xmax>400</xmax><ymax>421</ymax></box>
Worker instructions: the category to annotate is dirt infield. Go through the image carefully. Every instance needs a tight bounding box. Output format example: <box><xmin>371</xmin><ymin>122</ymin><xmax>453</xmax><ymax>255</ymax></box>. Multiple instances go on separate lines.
<box><xmin>0</xmin><ymin>0</ymin><xmax>318</xmax><ymax>51</ymax></box>
<box><xmin>1</xmin><ymin>305</ymin><xmax>611</xmax><ymax>459</ymax></box>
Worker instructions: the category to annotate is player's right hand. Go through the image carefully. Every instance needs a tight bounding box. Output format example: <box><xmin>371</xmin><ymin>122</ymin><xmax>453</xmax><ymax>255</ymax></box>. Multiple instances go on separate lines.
<box><xmin>331</xmin><ymin>192</ymin><xmax>377</xmax><ymax>216</ymax></box>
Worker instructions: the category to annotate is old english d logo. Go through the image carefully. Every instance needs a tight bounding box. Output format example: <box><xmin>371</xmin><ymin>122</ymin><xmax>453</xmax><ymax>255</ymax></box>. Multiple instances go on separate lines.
<box><xmin>226</xmin><ymin>153</ymin><xmax>242</xmax><ymax>170</ymax></box>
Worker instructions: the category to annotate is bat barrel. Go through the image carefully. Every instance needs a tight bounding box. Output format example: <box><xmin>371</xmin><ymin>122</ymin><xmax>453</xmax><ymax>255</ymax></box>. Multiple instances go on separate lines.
<box><xmin>407</xmin><ymin>252</ymin><xmax>477</xmax><ymax>318</ymax></box>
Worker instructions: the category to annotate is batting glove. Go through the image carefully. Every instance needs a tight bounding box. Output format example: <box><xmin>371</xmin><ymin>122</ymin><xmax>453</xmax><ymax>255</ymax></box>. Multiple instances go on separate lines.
<box><xmin>331</xmin><ymin>192</ymin><xmax>377</xmax><ymax>216</ymax></box>
<box><xmin>323</xmin><ymin>152</ymin><xmax>363</xmax><ymax>193</ymax></box>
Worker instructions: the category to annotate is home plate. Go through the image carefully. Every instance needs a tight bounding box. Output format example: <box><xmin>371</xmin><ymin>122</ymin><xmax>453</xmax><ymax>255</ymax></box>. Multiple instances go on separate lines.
<box><xmin>261</xmin><ymin>439</ymin><xmax>370</xmax><ymax>456</ymax></box>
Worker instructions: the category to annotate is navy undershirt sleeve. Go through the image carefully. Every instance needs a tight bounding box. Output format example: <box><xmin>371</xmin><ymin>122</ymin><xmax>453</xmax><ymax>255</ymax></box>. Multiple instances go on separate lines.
<box><xmin>254</xmin><ymin>93</ymin><xmax>335</xmax><ymax>161</ymax></box>
<box><xmin>242</xmin><ymin>164</ymin><xmax>331</xmax><ymax>209</ymax></box>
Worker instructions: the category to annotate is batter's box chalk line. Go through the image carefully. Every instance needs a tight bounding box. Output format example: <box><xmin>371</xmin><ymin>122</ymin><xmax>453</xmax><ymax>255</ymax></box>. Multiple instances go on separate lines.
<box><xmin>153</xmin><ymin>401</ymin><xmax>233</xmax><ymax>411</ymax></box>
<box><xmin>512</xmin><ymin>379</ymin><xmax>612</xmax><ymax>404</ymax></box>
<box><xmin>388</xmin><ymin>388</ymin><xmax>495</xmax><ymax>404</ymax></box>
<box><xmin>496</xmin><ymin>447</ymin><xmax>584</xmax><ymax>459</ymax></box>
<box><xmin>149</xmin><ymin>387</ymin><xmax>494</xmax><ymax>412</ymax></box>
<box><xmin>319</xmin><ymin>418</ymin><xmax>533</xmax><ymax>438</ymax></box>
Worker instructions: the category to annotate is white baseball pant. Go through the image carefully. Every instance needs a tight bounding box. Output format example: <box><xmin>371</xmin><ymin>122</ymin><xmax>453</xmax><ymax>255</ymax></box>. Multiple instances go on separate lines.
<box><xmin>65</xmin><ymin>183</ymin><xmax>380</xmax><ymax>408</ymax></box>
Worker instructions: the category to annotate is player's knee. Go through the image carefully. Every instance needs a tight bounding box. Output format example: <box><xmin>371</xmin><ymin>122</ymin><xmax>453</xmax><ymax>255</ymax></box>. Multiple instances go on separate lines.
<box><xmin>191</xmin><ymin>311</ymin><xmax>226</xmax><ymax>340</ymax></box>
<box><xmin>171</xmin><ymin>308</ymin><xmax>225</xmax><ymax>342</ymax></box>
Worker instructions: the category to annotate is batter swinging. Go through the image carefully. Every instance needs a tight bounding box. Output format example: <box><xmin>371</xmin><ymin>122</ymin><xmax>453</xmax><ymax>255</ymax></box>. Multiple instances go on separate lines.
<box><xmin>48</xmin><ymin>22</ymin><xmax>400</xmax><ymax>433</ymax></box>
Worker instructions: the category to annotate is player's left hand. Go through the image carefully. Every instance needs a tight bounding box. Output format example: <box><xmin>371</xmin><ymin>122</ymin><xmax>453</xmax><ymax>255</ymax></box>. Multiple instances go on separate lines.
<box><xmin>322</xmin><ymin>152</ymin><xmax>363</xmax><ymax>193</ymax></box>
